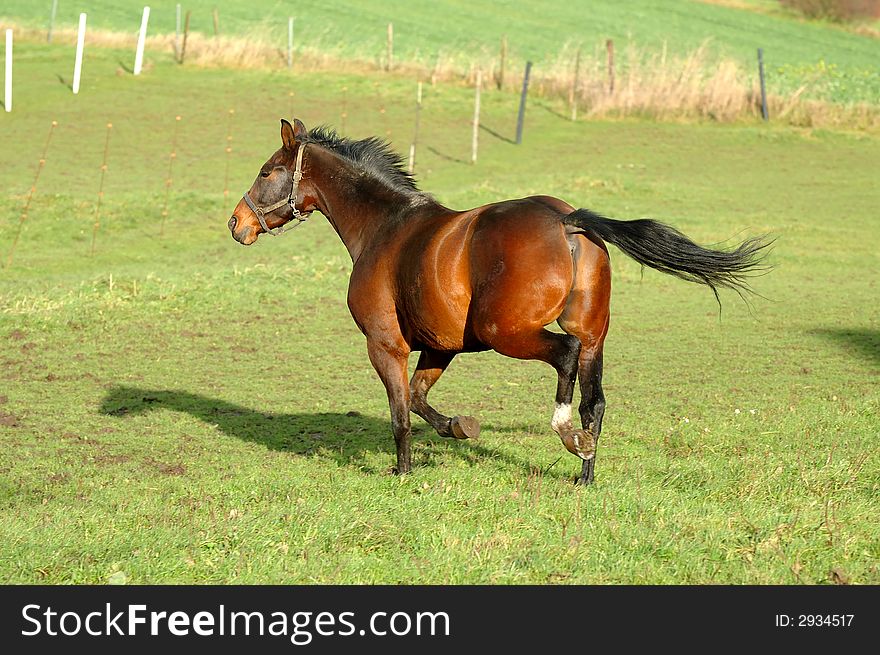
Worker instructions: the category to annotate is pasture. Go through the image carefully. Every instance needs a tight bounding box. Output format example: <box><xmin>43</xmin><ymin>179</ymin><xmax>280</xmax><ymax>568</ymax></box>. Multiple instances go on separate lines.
<box><xmin>0</xmin><ymin>11</ymin><xmax>878</xmax><ymax>584</ymax></box>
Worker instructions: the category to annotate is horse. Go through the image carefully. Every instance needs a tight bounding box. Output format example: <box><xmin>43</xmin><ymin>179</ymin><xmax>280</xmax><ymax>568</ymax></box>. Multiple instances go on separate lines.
<box><xmin>227</xmin><ymin>118</ymin><xmax>770</xmax><ymax>485</ymax></box>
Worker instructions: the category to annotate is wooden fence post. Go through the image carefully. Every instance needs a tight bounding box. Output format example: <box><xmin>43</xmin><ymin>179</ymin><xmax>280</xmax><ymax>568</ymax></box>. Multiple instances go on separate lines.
<box><xmin>606</xmin><ymin>39</ymin><xmax>615</xmax><ymax>95</ymax></box>
<box><xmin>180</xmin><ymin>10</ymin><xmax>190</xmax><ymax>64</ymax></box>
<box><xmin>757</xmin><ymin>48</ymin><xmax>769</xmax><ymax>121</ymax></box>
<box><xmin>497</xmin><ymin>35</ymin><xmax>507</xmax><ymax>90</ymax></box>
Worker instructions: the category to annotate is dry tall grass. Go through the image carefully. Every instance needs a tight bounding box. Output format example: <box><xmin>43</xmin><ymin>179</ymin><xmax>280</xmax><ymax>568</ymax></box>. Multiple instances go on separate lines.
<box><xmin>3</xmin><ymin>21</ymin><xmax>877</xmax><ymax>130</ymax></box>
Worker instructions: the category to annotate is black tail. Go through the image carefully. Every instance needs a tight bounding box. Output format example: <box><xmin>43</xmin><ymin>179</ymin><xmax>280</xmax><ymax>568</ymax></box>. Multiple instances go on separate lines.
<box><xmin>564</xmin><ymin>208</ymin><xmax>773</xmax><ymax>302</ymax></box>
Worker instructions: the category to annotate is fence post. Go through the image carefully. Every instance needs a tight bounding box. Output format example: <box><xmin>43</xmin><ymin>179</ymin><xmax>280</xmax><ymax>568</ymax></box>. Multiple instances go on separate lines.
<box><xmin>757</xmin><ymin>48</ymin><xmax>769</xmax><ymax>121</ymax></box>
<box><xmin>472</xmin><ymin>70</ymin><xmax>481</xmax><ymax>164</ymax></box>
<box><xmin>174</xmin><ymin>4</ymin><xmax>181</xmax><ymax>61</ymax></box>
<box><xmin>386</xmin><ymin>23</ymin><xmax>393</xmax><ymax>71</ymax></box>
<box><xmin>134</xmin><ymin>6</ymin><xmax>150</xmax><ymax>76</ymax></box>
<box><xmin>4</xmin><ymin>29</ymin><xmax>11</xmax><ymax>113</ymax></box>
<box><xmin>47</xmin><ymin>0</ymin><xmax>58</xmax><ymax>43</ymax></box>
<box><xmin>287</xmin><ymin>17</ymin><xmax>294</xmax><ymax>70</ymax></box>
<box><xmin>212</xmin><ymin>8</ymin><xmax>219</xmax><ymax>36</ymax></box>
<box><xmin>408</xmin><ymin>82</ymin><xmax>422</xmax><ymax>174</ymax></box>
<box><xmin>570</xmin><ymin>45</ymin><xmax>581</xmax><ymax>121</ymax></box>
<box><xmin>180</xmin><ymin>10</ymin><xmax>190</xmax><ymax>64</ymax></box>
<box><xmin>497</xmin><ymin>35</ymin><xmax>507</xmax><ymax>90</ymax></box>
<box><xmin>606</xmin><ymin>39</ymin><xmax>615</xmax><ymax>95</ymax></box>
<box><xmin>515</xmin><ymin>61</ymin><xmax>532</xmax><ymax>145</ymax></box>
<box><xmin>72</xmin><ymin>13</ymin><xmax>87</xmax><ymax>94</ymax></box>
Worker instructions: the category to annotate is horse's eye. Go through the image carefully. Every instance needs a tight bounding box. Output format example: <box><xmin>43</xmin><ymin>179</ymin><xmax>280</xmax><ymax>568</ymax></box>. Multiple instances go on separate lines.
<box><xmin>260</xmin><ymin>170</ymin><xmax>270</xmax><ymax>178</ymax></box>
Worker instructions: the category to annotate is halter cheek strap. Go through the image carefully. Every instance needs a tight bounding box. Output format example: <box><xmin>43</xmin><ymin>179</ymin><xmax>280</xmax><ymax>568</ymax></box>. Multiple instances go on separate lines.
<box><xmin>242</xmin><ymin>143</ymin><xmax>307</xmax><ymax>236</ymax></box>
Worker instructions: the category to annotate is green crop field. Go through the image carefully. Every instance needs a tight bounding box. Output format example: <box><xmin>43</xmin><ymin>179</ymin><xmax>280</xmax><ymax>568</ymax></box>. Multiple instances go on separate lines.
<box><xmin>2</xmin><ymin>0</ymin><xmax>879</xmax><ymax>103</ymax></box>
<box><xmin>0</xmin><ymin>9</ymin><xmax>878</xmax><ymax>584</ymax></box>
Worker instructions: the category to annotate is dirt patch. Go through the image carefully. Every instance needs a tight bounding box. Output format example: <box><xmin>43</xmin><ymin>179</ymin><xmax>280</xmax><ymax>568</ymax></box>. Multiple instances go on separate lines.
<box><xmin>90</xmin><ymin>454</ymin><xmax>131</xmax><ymax>466</ymax></box>
<box><xmin>0</xmin><ymin>412</ymin><xmax>20</xmax><ymax>427</ymax></box>
<box><xmin>48</xmin><ymin>472</ymin><xmax>69</xmax><ymax>484</ymax></box>
<box><xmin>144</xmin><ymin>458</ymin><xmax>186</xmax><ymax>476</ymax></box>
<box><xmin>8</xmin><ymin>329</ymin><xmax>25</xmax><ymax>340</ymax></box>
<box><xmin>0</xmin><ymin>395</ymin><xmax>7</xmax><ymax>404</ymax></box>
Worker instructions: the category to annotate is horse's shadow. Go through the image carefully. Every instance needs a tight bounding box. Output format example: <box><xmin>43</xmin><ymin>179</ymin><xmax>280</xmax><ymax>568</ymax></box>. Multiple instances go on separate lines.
<box><xmin>99</xmin><ymin>386</ymin><xmax>552</xmax><ymax>477</ymax></box>
<box><xmin>811</xmin><ymin>328</ymin><xmax>880</xmax><ymax>367</ymax></box>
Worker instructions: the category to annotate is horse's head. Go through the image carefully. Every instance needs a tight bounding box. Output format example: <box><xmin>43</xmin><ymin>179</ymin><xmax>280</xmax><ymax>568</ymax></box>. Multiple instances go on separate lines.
<box><xmin>228</xmin><ymin>118</ymin><xmax>314</xmax><ymax>245</ymax></box>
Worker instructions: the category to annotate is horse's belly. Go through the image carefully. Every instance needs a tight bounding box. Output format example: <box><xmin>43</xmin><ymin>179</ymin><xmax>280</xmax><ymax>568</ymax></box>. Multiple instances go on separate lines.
<box><xmin>405</xmin><ymin>285</ymin><xmax>477</xmax><ymax>352</ymax></box>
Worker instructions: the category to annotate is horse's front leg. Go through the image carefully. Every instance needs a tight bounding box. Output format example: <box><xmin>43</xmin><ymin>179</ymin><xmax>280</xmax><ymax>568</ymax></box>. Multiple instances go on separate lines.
<box><xmin>366</xmin><ymin>339</ymin><xmax>413</xmax><ymax>474</ymax></box>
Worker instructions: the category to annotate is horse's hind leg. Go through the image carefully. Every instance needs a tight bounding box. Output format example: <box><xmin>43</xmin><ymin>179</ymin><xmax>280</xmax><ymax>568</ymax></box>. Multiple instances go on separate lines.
<box><xmin>409</xmin><ymin>349</ymin><xmax>480</xmax><ymax>439</ymax></box>
<box><xmin>575</xmin><ymin>342</ymin><xmax>606</xmax><ymax>485</ymax></box>
<box><xmin>478</xmin><ymin>328</ymin><xmax>589</xmax><ymax>457</ymax></box>
<box><xmin>558</xmin><ymin>237</ymin><xmax>611</xmax><ymax>485</ymax></box>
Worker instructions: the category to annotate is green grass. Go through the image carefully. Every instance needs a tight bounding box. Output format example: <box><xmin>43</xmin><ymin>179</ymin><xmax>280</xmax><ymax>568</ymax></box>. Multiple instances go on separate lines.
<box><xmin>0</xmin><ymin>41</ymin><xmax>878</xmax><ymax>584</ymax></box>
<box><xmin>2</xmin><ymin>0</ymin><xmax>879</xmax><ymax>102</ymax></box>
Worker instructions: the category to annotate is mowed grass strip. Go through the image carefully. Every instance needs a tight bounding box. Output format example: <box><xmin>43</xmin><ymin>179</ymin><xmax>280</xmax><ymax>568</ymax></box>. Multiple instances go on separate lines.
<box><xmin>2</xmin><ymin>0</ymin><xmax>879</xmax><ymax>103</ymax></box>
<box><xmin>0</xmin><ymin>43</ymin><xmax>877</xmax><ymax>584</ymax></box>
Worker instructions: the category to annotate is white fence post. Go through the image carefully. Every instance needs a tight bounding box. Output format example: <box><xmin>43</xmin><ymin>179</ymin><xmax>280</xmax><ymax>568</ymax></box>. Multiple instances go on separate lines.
<box><xmin>4</xmin><ymin>29</ymin><xmax>11</xmax><ymax>112</ymax></box>
<box><xmin>287</xmin><ymin>17</ymin><xmax>294</xmax><ymax>69</ymax></box>
<box><xmin>175</xmin><ymin>4</ymin><xmax>181</xmax><ymax>60</ymax></box>
<box><xmin>472</xmin><ymin>70</ymin><xmax>481</xmax><ymax>164</ymax></box>
<box><xmin>72</xmin><ymin>13</ymin><xmax>87</xmax><ymax>94</ymax></box>
<box><xmin>134</xmin><ymin>6</ymin><xmax>150</xmax><ymax>76</ymax></box>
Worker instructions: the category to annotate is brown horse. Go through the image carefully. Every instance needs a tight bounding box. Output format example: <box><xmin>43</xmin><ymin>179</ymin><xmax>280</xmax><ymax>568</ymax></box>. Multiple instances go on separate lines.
<box><xmin>228</xmin><ymin>119</ymin><xmax>770</xmax><ymax>484</ymax></box>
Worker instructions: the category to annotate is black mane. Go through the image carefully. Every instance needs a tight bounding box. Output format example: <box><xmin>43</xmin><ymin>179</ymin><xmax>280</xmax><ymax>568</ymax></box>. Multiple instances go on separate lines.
<box><xmin>304</xmin><ymin>126</ymin><xmax>421</xmax><ymax>195</ymax></box>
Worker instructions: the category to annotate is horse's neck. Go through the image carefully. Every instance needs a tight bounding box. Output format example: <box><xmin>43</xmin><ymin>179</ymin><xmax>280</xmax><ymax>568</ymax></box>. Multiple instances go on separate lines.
<box><xmin>311</xmin><ymin>148</ymin><xmax>415</xmax><ymax>262</ymax></box>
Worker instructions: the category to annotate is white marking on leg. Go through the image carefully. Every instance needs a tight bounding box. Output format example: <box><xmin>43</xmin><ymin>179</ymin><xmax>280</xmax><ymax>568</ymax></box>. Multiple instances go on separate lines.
<box><xmin>551</xmin><ymin>402</ymin><xmax>572</xmax><ymax>433</ymax></box>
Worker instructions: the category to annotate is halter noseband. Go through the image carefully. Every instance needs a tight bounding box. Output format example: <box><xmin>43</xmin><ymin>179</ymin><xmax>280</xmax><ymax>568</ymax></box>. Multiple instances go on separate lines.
<box><xmin>242</xmin><ymin>144</ymin><xmax>308</xmax><ymax>236</ymax></box>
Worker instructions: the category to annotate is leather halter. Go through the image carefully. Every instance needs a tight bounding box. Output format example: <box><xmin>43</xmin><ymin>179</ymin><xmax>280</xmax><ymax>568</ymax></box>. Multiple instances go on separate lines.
<box><xmin>242</xmin><ymin>144</ymin><xmax>307</xmax><ymax>236</ymax></box>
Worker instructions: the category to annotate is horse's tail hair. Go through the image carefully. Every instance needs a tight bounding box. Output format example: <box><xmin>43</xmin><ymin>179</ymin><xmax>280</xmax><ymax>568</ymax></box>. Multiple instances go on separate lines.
<box><xmin>563</xmin><ymin>208</ymin><xmax>773</xmax><ymax>304</ymax></box>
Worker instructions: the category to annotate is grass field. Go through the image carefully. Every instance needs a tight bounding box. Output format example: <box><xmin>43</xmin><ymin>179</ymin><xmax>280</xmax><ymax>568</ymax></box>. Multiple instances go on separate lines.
<box><xmin>0</xmin><ymin>29</ymin><xmax>878</xmax><ymax>583</ymax></box>
<box><xmin>2</xmin><ymin>0</ymin><xmax>879</xmax><ymax>103</ymax></box>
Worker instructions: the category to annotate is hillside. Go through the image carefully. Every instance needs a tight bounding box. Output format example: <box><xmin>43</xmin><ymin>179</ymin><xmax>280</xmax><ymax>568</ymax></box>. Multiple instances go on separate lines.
<box><xmin>2</xmin><ymin>0</ymin><xmax>878</xmax><ymax>102</ymax></box>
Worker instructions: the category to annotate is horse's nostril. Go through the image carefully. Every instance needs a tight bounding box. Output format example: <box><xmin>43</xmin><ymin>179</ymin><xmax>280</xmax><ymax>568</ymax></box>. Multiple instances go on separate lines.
<box><xmin>228</xmin><ymin>215</ymin><xmax>237</xmax><ymax>231</ymax></box>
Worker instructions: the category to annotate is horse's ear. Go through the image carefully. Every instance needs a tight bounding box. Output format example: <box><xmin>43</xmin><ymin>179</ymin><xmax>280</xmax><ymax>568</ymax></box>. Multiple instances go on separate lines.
<box><xmin>280</xmin><ymin>118</ymin><xmax>307</xmax><ymax>150</ymax></box>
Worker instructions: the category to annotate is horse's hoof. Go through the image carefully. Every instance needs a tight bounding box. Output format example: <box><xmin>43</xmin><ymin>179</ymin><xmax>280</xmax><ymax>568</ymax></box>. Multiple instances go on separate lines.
<box><xmin>450</xmin><ymin>415</ymin><xmax>480</xmax><ymax>439</ymax></box>
<box><xmin>561</xmin><ymin>429</ymin><xmax>595</xmax><ymax>460</ymax></box>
